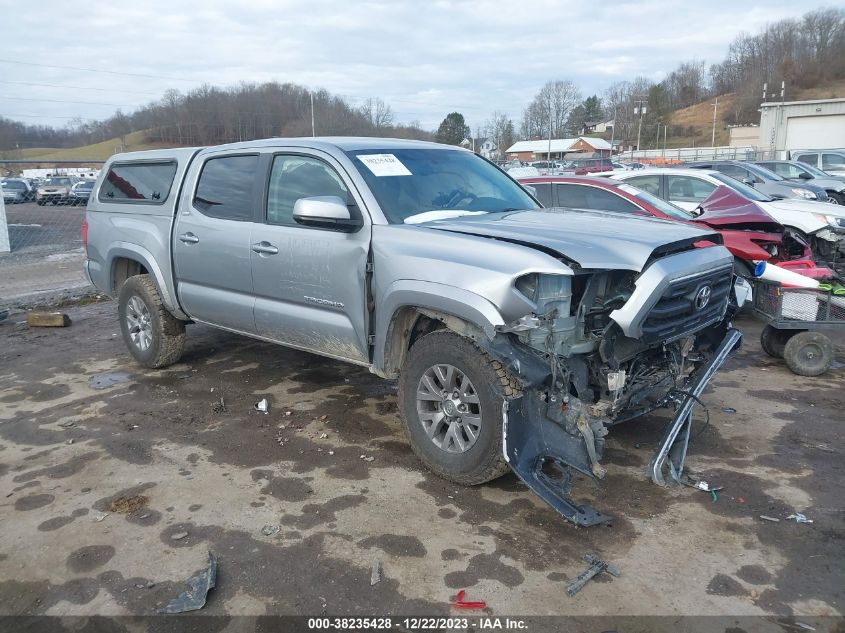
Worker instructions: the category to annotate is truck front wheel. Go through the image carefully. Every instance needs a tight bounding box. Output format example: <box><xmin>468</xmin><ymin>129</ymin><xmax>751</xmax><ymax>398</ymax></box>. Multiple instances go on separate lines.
<box><xmin>118</xmin><ymin>274</ymin><xmax>186</xmax><ymax>368</ymax></box>
<box><xmin>398</xmin><ymin>330</ymin><xmax>519</xmax><ymax>485</ymax></box>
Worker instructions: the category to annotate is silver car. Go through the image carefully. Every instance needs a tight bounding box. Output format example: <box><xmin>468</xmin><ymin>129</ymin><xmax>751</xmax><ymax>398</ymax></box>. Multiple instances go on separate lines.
<box><xmin>756</xmin><ymin>160</ymin><xmax>845</xmax><ymax>205</ymax></box>
<box><xmin>84</xmin><ymin>138</ymin><xmax>742</xmax><ymax>525</ymax></box>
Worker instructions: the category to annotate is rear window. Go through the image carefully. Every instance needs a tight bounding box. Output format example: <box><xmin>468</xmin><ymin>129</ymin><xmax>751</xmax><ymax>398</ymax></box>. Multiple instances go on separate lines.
<box><xmin>99</xmin><ymin>161</ymin><xmax>177</xmax><ymax>203</ymax></box>
<box><xmin>193</xmin><ymin>155</ymin><xmax>258</xmax><ymax>221</ymax></box>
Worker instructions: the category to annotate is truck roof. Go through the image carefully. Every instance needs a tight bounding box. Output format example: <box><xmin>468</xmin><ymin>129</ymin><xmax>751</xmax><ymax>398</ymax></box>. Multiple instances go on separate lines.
<box><xmin>200</xmin><ymin>136</ymin><xmax>450</xmax><ymax>153</ymax></box>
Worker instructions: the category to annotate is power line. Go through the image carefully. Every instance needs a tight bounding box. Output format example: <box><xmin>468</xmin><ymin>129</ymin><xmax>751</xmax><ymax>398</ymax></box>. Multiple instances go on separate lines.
<box><xmin>0</xmin><ymin>79</ymin><xmax>162</xmax><ymax>97</ymax></box>
<box><xmin>0</xmin><ymin>96</ymin><xmax>138</xmax><ymax>108</ymax></box>
<box><xmin>0</xmin><ymin>58</ymin><xmax>199</xmax><ymax>83</ymax></box>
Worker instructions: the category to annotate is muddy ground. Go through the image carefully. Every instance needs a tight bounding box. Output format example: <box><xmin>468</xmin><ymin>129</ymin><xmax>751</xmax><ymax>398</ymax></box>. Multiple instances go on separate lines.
<box><xmin>0</xmin><ymin>301</ymin><xmax>842</xmax><ymax>621</ymax></box>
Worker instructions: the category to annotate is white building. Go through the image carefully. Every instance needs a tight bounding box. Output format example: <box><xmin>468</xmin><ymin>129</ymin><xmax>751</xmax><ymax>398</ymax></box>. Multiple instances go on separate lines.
<box><xmin>460</xmin><ymin>137</ymin><xmax>498</xmax><ymax>159</ymax></box>
<box><xmin>21</xmin><ymin>167</ymin><xmax>101</xmax><ymax>179</ymax></box>
<box><xmin>505</xmin><ymin>137</ymin><xmax>612</xmax><ymax>160</ymax></box>
<box><xmin>759</xmin><ymin>97</ymin><xmax>845</xmax><ymax>154</ymax></box>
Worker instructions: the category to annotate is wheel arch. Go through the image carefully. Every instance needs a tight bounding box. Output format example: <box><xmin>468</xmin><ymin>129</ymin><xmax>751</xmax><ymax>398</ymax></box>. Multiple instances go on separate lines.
<box><xmin>374</xmin><ymin>281</ymin><xmax>506</xmax><ymax>378</ymax></box>
<box><xmin>106</xmin><ymin>243</ymin><xmax>185</xmax><ymax>318</ymax></box>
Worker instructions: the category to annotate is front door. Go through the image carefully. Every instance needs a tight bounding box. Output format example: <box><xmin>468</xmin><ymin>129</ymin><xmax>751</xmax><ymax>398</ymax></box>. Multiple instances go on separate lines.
<box><xmin>250</xmin><ymin>151</ymin><xmax>372</xmax><ymax>364</ymax></box>
<box><xmin>172</xmin><ymin>153</ymin><xmax>260</xmax><ymax>333</ymax></box>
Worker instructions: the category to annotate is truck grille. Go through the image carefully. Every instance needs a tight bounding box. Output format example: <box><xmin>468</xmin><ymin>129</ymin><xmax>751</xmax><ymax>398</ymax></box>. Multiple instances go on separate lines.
<box><xmin>640</xmin><ymin>266</ymin><xmax>732</xmax><ymax>343</ymax></box>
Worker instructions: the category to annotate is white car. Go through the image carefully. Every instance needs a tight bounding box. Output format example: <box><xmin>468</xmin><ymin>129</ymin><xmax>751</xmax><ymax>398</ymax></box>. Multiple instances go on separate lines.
<box><xmin>608</xmin><ymin>167</ymin><xmax>845</xmax><ymax>260</ymax></box>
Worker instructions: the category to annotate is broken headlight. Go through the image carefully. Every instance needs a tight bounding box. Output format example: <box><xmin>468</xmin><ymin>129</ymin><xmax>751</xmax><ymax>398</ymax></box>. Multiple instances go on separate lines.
<box><xmin>515</xmin><ymin>273</ymin><xmax>572</xmax><ymax>316</ymax></box>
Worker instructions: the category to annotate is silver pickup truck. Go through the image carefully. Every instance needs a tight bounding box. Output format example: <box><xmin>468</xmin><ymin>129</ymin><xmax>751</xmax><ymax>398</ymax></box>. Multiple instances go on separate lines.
<box><xmin>84</xmin><ymin>137</ymin><xmax>742</xmax><ymax>525</ymax></box>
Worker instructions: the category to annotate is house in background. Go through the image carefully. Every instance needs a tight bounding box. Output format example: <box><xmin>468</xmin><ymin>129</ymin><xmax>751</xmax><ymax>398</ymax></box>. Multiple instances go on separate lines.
<box><xmin>460</xmin><ymin>137</ymin><xmax>498</xmax><ymax>159</ymax></box>
<box><xmin>505</xmin><ymin>136</ymin><xmax>612</xmax><ymax>161</ymax></box>
<box><xmin>581</xmin><ymin>119</ymin><xmax>614</xmax><ymax>135</ymax></box>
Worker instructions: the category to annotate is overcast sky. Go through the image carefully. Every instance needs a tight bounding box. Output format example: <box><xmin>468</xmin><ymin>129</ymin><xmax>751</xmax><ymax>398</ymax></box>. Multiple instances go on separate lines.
<box><xmin>0</xmin><ymin>0</ymin><xmax>838</xmax><ymax>135</ymax></box>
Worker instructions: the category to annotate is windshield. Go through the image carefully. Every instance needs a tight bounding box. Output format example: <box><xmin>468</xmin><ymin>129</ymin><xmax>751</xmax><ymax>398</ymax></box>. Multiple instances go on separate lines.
<box><xmin>746</xmin><ymin>162</ymin><xmax>783</xmax><ymax>181</ymax></box>
<box><xmin>346</xmin><ymin>148</ymin><xmax>538</xmax><ymax>223</ymax></box>
<box><xmin>2</xmin><ymin>181</ymin><xmax>26</xmax><ymax>190</ymax></box>
<box><xmin>617</xmin><ymin>183</ymin><xmax>691</xmax><ymax>220</ymax></box>
<box><xmin>799</xmin><ymin>162</ymin><xmax>833</xmax><ymax>178</ymax></box>
<box><xmin>77</xmin><ymin>181</ymin><xmax>94</xmax><ymax>189</ymax></box>
<box><xmin>45</xmin><ymin>178</ymin><xmax>71</xmax><ymax>186</ymax></box>
<box><xmin>711</xmin><ymin>173</ymin><xmax>773</xmax><ymax>202</ymax></box>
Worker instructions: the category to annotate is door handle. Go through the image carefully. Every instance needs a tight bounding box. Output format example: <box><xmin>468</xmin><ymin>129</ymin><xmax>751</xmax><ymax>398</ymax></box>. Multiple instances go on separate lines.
<box><xmin>179</xmin><ymin>232</ymin><xmax>199</xmax><ymax>244</ymax></box>
<box><xmin>251</xmin><ymin>241</ymin><xmax>279</xmax><ymax>255</ymax></box>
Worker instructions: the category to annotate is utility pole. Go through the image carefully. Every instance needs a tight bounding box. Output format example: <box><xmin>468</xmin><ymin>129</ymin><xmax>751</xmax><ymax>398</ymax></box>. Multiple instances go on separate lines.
<box><xmin>655</xmin><ymin>122</ymin><xmax>661</xmax><ymax>150</ymax></box>
<box><xmin>663</xmin><ymin>124</ymin><xmax>668</xmax><ymax>158</ymax></box>
<box><xmin>634</xmin><ymin>98</ymin><xmax>647</xmax><ymax>156</ymax></box>
<box><xmin>310</xmin><ymin>92</ymin><xmax>315</xmax><ymax>137</ymax></box>
<box><xmin>548</xmin><ymin>94</ymin><xmax>554</xmax><ymax>162</ymax></box>
<box><xmin>710</xmin><ymin>96</ymin><xmax>718</xmax><ymax>148</ymax></box>
<box><xmin>609</xmin><ymin>106</ymin><xmax>616</xmax><ymax>158</ymax></box>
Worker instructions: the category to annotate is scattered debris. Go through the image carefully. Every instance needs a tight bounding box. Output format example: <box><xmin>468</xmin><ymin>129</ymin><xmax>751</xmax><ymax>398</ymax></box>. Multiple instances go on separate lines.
<box><xmin>211</xmin><ymin>398</ymin><xmax>227</xmax><ymax>414</ymax></box>
<box><xmin>158</xmin><ymin>551</ymin><xmax>217</xmax><ymax>614</ymax></box>
<box><xmin>328</xmin><ymin>450</ymin><xmax>335</xmax><ymax>456</ymax></box>
<box><xmin>26</xmin><ymin>311</ymin><xmax>72</xmax><ymax>328</ymax></box>
<box><xmin>360</xmin><ymin>455</ymin><xmax>375</xmax><ymax>462</ymax></box>
<box><xmin>682</xmin><ymin>477</ymin><xmax>723</xmax><ymax>493</ymax></box>
<box><xmin>319</xmin><ymin>415</ymin><xmax>328</xmax><ymax>421</ymax></box>
<box><xmin>0</xmin><ymin>309</ymin><xmax>8</xmax><ymax>322</ymax></box>
<box><xmin>722</xmin><ymin>407</ymin><xmax>737</xmax><ymax>414</ymax></box>
<box><xmin>91</xmin><ymin>512</ymin><xmax>109</xmax><ymax>522</ymax></box>
<box><xmin>370</xmin><ymin>558</ymin><xmax>383</xmax><ymax>586</ymax></box>
<box><xmin>738</xmin><ymin>497</ymin><xmax>745</xmax><ymax>504</ymax></box>
<box><xmin>261</xmin><ymin>525</ymin><xmax>280</xmax><ymax>537</ymax></box>
<box><xmin>171</xmin><ymin>531</ymin><xmax>189</xmax><ymax>540</ymax></box>
<box><xmin>254</xmin><ymin>398</ymin><xmax>270</xmax><ymax>414</ymax></box>
<box><xmin>110</xmin><ymin>495</ymin><xmax>148</xmax><ymax>514</ymax></box>
<box><xmin>127</xmin><ymin>424</ymin><xmax>139</xmax><ymax>431</ymax></box>
<box><xmin>565</xmin><ymin>554</ymin><xmax>620</xmax><ymax>597</ymax></box>
<box><xmin>319</xmin><ymin>433</ymin><xmax>328</xmax><ymax>439</ymax></box>
<box><xmin>786</xmin><ymin>513</ymin><xmax>813</xmax><ymax>524</ymax></box>
<box><xmin>66</xmin><ymin>439</ymin><xmax>74</xmax><ymax>445</ymax></box>
<box><xmin>451</xmin><ymin>589</ymin><xmax>486</xmax><ymax>610</ymax></box>
<box><xmin>795</xmin><ymin>623</ymin><xmax>816</xmax><ymax>631</ymax></box>
<box><xmin>711</xmin><ymin>490</ymin><xmax>718</xmax><ymax>503</ymax></box>
<box><xmin>760</xmin><ymin>515</ymin><xmax>780</xmax><ymax>523</ymax></box>
<box><xmin>58</xmin><ymin>421</ymin><xmax>76</xmax><ymax>428</ymax></box>
<box><xmin>285</xmin><ymin>411</ymin><xmax>292</xmax><ymax>416</ymax></box>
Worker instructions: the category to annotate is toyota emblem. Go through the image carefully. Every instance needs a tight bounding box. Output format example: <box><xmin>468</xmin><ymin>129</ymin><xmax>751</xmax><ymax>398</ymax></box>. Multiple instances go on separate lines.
<box><xmin>695</xmin><ymin>285</ymin><xmax>712</xmax><ymax>310</ymax></box>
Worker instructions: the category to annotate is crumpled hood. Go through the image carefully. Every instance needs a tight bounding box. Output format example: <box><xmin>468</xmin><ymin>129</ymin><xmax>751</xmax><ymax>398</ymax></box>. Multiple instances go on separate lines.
<box><xmin>696</xmin><ymin>186</ymin><xmax>781</xmax><ymax>230</ymax></box>
<box><xmin>420</xmin><ymin>209</ymin><xmax>720</xmax><ymax>271</ymax></box>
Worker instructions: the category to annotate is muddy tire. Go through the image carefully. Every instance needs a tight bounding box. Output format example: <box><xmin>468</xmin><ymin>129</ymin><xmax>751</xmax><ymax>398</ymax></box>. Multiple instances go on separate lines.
<box><xmin>760</xmin><ymin>325</ymin><xmax>796</xmax><ymax>359</ymax></box>
<box><xmin>398</xmin><ymin>330</ymin><xmax>519</xmax><ymax>486</ymax></box>
<box><xmin>783</xmin><ymin>331</ymin><xmax>833</xmax><ymax>377</ymax></box>
<box><xmin>118</xmin><ymin>274</ymin><xmax>186</xmax><ymax>369</ymax></box>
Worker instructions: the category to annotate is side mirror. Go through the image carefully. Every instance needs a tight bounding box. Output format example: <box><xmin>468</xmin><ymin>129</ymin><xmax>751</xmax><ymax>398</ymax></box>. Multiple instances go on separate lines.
<box><xmin>798</xmin><ymin>172</ymin><xmax>812</xmax><ymax>180</ymax></box>
<box><xmin>292</xmin><ymin>196</ymin><xmax>361</xmax><ymax>231</ymax></box>
<box><xmin>742</xmin><ymin>177</ymin><xmax>756</xmax><ymax>187</ymax></box>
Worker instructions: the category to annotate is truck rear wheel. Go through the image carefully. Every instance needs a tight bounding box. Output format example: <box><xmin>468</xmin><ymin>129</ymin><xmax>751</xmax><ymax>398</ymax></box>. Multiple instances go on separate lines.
<box><xmin>783</xmin><ymin>331</ymin><xmax>833</xmax><ymax>377</ymax></box>
<box><xmin>398</xmin><ymin>330</ymin><xmax>519</xmax><ymax>486</ymax></box>
<box><xmin>118</xmin><ymin>274</ymin><xmax>186</xmax><ymax>368</ymax></box>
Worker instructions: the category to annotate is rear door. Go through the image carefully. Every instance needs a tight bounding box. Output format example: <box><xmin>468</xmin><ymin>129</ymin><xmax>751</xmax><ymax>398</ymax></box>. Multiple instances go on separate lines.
<box><xmin>172</xmin><ymin>153</ymin><xmax>260</xmax><ymax>333</ymax></box>
<box><xmin>250</xmin><ymin>149</ymin><xmax>372</xmax><ymax>364</ymax></box>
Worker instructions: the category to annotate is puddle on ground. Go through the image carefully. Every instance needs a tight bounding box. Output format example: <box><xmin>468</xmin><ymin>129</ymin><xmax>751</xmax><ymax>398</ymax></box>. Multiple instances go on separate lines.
<box><xmin>88</xmin><ymin>372</ymin><xmax>133</xmax><ymax>390</ymax></box>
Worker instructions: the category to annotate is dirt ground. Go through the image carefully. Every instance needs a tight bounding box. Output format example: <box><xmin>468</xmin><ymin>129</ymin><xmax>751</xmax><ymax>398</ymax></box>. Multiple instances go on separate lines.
<box><xmin>0</xmin><ymin>301</ymin><xmax>842</xmax><ymax>622</ymax></box>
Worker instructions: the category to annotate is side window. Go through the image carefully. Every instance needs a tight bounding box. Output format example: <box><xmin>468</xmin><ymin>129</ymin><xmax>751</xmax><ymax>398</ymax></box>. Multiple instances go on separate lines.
<box><xmin>822</xmin><ymin>153</ymin><xmax>845</xmax><ymax>171</ymax></box>
<box><xmin>99</xmin><ymin>162</ymin><xmax>177</xmax><ymax>203</ymax></box>
<box><xmin>556</xmin><ymin>184</ymin><xmax>639</xmax><ymax>213</ymax></box>
<box><xmin>714</xmin><ymin>164</ymin><xmax>749</xmax><ymax>181</ymax></box>
<box><xmin>530</xmin><ymin>183</ymin><xmax>553</xmax><ymax>207</ymax></box>
<box><xmin>667</xmin><ymin>176</ymin><xmax>716</xmax><ymax>203</ymax></box>
<box><xmin>266</xmin><ymin>155</ymin><xmax>349</xmax><ymax>226</ymax></box>
<box><xmin>625</xmin><ymin>175</ymin><xmax>660</xmax><ymax>196</ymax></box>
<box><xmin>794</xmin><ymin>153</ymin><xmax>817</xmax><ymax>167</ymax></box>
<box><xmin>194</xmin><ymin>155</ymin><xmax>259</xmax><ymax>221</ymax></box>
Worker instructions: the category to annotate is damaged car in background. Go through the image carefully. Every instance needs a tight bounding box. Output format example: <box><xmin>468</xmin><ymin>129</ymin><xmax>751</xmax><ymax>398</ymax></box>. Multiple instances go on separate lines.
<box><xmin>83</xmin><ymin>138</ymin><xmax>743</xmax><ymax>526</ymax></box>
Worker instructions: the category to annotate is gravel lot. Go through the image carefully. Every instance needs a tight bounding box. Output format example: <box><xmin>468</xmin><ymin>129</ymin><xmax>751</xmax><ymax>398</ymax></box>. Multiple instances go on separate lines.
<box><xmin>0</xmin><ymin>302</ymin><xmax>842</xmax><ymax>623</ymax></box>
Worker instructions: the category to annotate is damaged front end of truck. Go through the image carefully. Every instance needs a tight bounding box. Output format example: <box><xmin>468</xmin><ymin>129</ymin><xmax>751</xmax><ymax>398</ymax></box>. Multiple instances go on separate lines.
<box><xmin>483</xmin><ymin>243</ymin><xmax>742</xmax><ymax>526</ymax></box>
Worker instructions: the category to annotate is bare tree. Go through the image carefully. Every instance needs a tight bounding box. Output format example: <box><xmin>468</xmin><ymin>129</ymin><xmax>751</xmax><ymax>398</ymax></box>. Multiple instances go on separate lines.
<box><xmin>520</xmin><ymin>80</ymin><xmax>581</xmax><ymax>139</ymax></box>
<box><xmin>360</xmin><ymin>98</ymin><xmax>394</xmax><ymax>129</ymax></box>
<box><xmin>483</xmin><ymin>111</ymin><xmax>516</xmax><ymax>158</ymax></box>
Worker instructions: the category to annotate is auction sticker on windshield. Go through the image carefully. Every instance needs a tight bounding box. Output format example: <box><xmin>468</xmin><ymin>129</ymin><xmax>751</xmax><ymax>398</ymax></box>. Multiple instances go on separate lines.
<box><xmin>356</xmin><ymin>154</ymin><xmax>412</xmax><ymax>176</ymax></box>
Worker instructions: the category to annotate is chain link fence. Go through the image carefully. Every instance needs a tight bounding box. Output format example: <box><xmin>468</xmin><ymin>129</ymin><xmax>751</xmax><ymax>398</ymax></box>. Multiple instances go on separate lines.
<box><xmin>0</xmin><ymin>191</ymin><xmax>91</xmax><ymax>310</ymax></box>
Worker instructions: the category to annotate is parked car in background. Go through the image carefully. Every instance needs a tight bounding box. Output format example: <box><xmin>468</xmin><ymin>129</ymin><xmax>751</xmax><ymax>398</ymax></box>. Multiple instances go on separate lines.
<box><xmin>685</xmin><ymin>160</ymin><xmax>827</xmax><ymax>201</ymax></box>
<box><xmin>69</xmin><ymin>180</ymin><xmax>95</xmax><ymax>205</ymax></box>
<box><xmin>1</xmin><ymin>178</ymin><xmax>33</xmax><ymax>203</ymax></box>
<box><xmin>609</xmin><ymin>168</ymin><xmax>845</xmax><ymax>262</ymax></box>
<box><xmin>791</xmin><ymin>149</ymin><xmax>845</xmax><ymax>178</ymax></box>
<box><xmin>36</xmin><ymin>176</ymin><xmax>78</xmax><ymax>205</ymax></box>
<box><xmin>755</xmin><ymin>160</ymin><xmax>845</xmax><ymax>205</ymax></box>
<box><xmin>566</xmin><ymin>157</ymin><xmax>614</xmax><ymax>175</ymax></box>
<box><xmin>518</xmin><ymin>175</ymin><xmax>811</xmax><ymax>277</ymax></box>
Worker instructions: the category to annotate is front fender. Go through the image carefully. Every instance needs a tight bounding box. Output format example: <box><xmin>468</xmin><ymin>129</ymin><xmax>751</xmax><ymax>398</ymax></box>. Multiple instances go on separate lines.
<box><xmin>373</xmin><ymin>280</ymin><xmax>506</xmax><ymax>374</ymax></box>
<box><xmin>106</xmin><ymin>243</ymin><xmax>185</xmax><ymax>318</ymax></box>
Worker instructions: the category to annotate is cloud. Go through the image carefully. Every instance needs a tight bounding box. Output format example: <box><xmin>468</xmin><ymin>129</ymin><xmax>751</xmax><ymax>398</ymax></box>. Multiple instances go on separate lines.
<box><xmin>0</xmin><ymin>0</ymin><xmax>831</xmax><ymax>132</ymax></box>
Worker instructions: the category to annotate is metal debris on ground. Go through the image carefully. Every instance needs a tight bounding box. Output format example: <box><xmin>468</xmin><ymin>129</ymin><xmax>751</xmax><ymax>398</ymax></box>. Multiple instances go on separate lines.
<box><xmin>58</xmin><ymin>420</ymin><xmax>76</xmax><ymax>428</ymax></box>
<box><xmin>91</xmin><ymin>512</ymin><xmax>109</xmax><ymax>522</ymax></box>
<box><xmin>319</xmin><ymin>433</ymin><xmax>328</xmax><ymax>439</ymax></box>
<box><xmin>158</xmin><ymin>551</ymin><xmax>217</xmax><ymax>614</ymax></box>
<box><xmin>360</xmin><ymin>455</ymin><xmax>375</xmax><ymax>462</ymax></box>
<box><xmin>171</xmin><ymin>531</ymin><xmax>189</xmax><ymax>540</ymax></box>
<box><xmin>254</xmin><ymin>398</ymin><xmax>270</xmax><ymax>414</ymax></box>
<box><xmin>261</xmin><ymin>525</ymin><xmax>280</xmax><ymax>536</ymax></box>
<box><xmin>722</xmin><ymin>407</ymin><xmax>737</xmax><ymax>414</ymax></box>
<box><xmin>370</xmin><ymin>558</ymin><xmax>383</xmax><ymax>586</ymax></box>
<box><xmin>450</xmin><ymin>589</ymin><xmax>486</xmax><ymax>610</ymax></box>
<box><xmin>786</xmin><ymin>513</ymin><xmax>813</xmax><ymax>524</ymax></box>
<box><xmin>26</xmin><ymin>311</ymin><xmax>72</xmax><ymax>327</ymax></box>
<box><xmin>760</xmin><ymin>515</ymin><xmax>780</xmax><ymax>522</ymax></box>
<box><xmin>681</xmin><ymin>476</ymin><xmax>723</xmax><ymax>494</ymax></box>
<box><xmin>565</xmin><ymin>554</ymin><xmax>620</xmax><ymax>597</ymax></box>
<box><xmin>66</xmin><ymin>439</ymin><xmax>74</xmax><ymax>445</ymax></box>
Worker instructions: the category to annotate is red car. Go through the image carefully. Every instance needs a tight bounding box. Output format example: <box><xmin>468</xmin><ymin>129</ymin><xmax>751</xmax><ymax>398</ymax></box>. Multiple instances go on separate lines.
<box><xmin>517</xmin><ymin>176</ymin><xmax>812</xmax><ymax>274</ymax></box>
